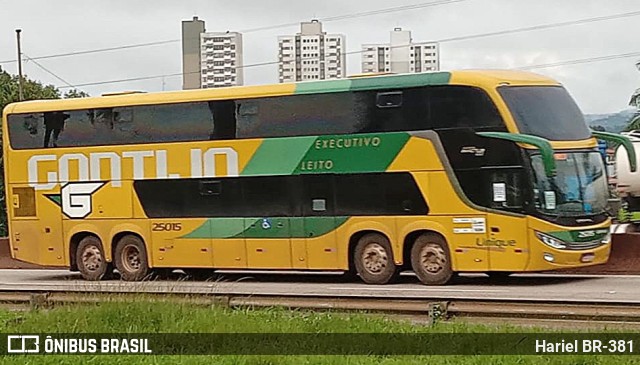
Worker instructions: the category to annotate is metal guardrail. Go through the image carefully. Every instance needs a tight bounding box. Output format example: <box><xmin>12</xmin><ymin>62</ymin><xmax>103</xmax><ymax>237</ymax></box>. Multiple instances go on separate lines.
<box><xmin>3</xmin><ymin>291</ymin><xmax>640</xmax><ymax>328</ymax></box>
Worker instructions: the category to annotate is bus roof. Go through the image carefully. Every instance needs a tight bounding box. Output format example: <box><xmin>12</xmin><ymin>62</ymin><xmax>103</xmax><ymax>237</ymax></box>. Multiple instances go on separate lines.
<box><xmin>4</xmin><ymin>69</ymin><xmax>560</xmax><ymax>115</ymax></box>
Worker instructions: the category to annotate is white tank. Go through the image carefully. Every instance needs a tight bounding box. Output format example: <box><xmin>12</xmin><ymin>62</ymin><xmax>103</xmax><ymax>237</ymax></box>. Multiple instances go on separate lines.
<box><xmin>615</xmin><ymin>132</ymin><xmax>640</xmax><ymax>197</ymax></box>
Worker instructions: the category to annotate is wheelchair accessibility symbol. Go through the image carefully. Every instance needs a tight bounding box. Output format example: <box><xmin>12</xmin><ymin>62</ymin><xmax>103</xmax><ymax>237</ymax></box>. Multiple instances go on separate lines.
<box><xmin>261</xmin><ymin>218</ymin><xmax>271</xmax><ymax>229</ymax></box>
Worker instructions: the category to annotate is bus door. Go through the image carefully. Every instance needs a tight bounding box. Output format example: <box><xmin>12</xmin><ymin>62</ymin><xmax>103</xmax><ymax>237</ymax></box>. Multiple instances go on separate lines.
<box><xmin>242</xmin><ymin>177</ymin><xmax>293</xmax><ymax>269</ymax></box>
<box><xmin>486</xmin><ymin>214</ymin><xmax>528</xmax><ymax>271</ymax></box>
<box><xmin>486</xmin><ymin>172</ymin><xmax>529</xmax><ymax>271</ymax></box>
<box><xmin>301</xmin><ymin>175</ymin><xmax>339</xmax><ymax>269</ymax></box>
<box><xmin>10</xmin><ymin>185</ymin><xmax>65</xmax><ymax>266</ymax></box>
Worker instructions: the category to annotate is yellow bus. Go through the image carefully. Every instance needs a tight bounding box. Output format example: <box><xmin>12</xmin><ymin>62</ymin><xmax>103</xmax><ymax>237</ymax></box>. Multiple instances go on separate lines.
<box><xmin>2</xmin><ymin>70</ymin><xmax>634</xmax><ymax>284</ymax></box>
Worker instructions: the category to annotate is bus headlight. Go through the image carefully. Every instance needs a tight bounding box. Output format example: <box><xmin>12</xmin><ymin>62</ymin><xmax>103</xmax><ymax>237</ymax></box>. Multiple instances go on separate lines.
<box><xmin>601</xmin><ymin>232</ymin><xmax>612</xmax><ymax>245</ymax></box>
<box><xmin>535</xmin><ymin>231</ymin><xmax>567</xmax><ymax>249</ymax></box>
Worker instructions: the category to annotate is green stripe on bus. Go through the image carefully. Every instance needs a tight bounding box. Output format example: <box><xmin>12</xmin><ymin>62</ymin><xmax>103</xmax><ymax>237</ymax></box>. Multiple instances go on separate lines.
<box><xmin>243</xmin><ymin>133</ymin><xmax>410</xmax><ymax>176</ymax></box>
<box><xmin>233</xmin><ymin>217</ymin><xmax>349</xmax><ymax>238</ymax></box>
<box><xmin>181</xmin><ymin>218</ymin><xmax>252</xmax><ymax>239</ymax></box>
<box><xmin>349</xmin><ymin>72</ymin><xmax>451</xmax><ymax>91</ymax></box>
<box><xmin>180</xmin><ymin>217</ymin><xmax>349</xmax><ymax>239</ymax></box>
<box><xmin>241</xmin><ymin>136</ymin><xmax>317</xmax><ymax>175</ymax></box>
<box><xmin>546</xmin><ymin>229</ymin><xmax>609</xmax><ymax>243</ymax></box>
<box><xmin>294</xmin><ymin>72</ymin><xmax>451</xmax><ymax>95</ymax></box>
<box><xmin>293</xmin><ymin>133</ymin><xmax>410</xmax><ymax>174</ymax></box>
<box><xmin>295</xmin><ymin>79</ymin><xmax>352</xmax><ymax>94</ymax></box>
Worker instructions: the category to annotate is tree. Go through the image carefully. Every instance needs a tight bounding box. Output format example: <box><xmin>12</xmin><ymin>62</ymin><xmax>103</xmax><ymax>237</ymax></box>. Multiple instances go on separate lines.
<box><xmin>0</xmin><ymin>65</ymin><xmax>60</xmax><ymax>112</ymax></box>
<box><xmin>64</xmin><ymin>88</ymin><xmax>90</xmax><ymax>99</ymax></box>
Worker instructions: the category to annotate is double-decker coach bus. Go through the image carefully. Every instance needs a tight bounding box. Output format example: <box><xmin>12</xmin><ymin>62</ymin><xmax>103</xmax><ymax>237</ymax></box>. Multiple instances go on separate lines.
<box><xmin>2</xmin><ymin>70</ymin><xmax>634</xmax><ymax>284</ymax></box>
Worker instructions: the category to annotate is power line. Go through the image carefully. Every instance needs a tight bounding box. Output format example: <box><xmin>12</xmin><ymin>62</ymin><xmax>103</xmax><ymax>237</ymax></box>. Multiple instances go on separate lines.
<box><xmin>0</xmin><ymin>40</ymin><xmax>180</xmax><ymax>65</ymax></box>
<box><xmin>0</xmin><ymin>0</ymin><xmax>468</xmax><ymax>65</ymax></box>
<box><xmin>23</xmin><ymin>54</ymin><xmax>76</xmax><ymax>88</ymax></box>
<box><xmin>60</xmin><ymin>72</ymin><xmax>183</xmax><ymax>89</ymax></box>
<box><xmin>45</xmin><ymin>8</ymin><xmax>640</xmax><ymax>89</ymax></box>
<box><xmin>240</xmin><ymin>0</ymin><xmax>468</xmax><ymax>32</ymax></box>
<box><xmin>10</xmin><ymin>4</ymin><xmax>639</xmax><ymax>90</ymax></box>
<box><xmin>56</xmin><ymin>58</ymin><xmax>284</xmax><ymax>89</ymax></box>
<box><xmin>2</xmin><ymin>4</ymin><xmax>638</xmax><ymax>66</ymax></box>
<box><xmin>437</xmin><ymin>9</ymin><xmax>640</xmax><ymax>43</ymax></box>
<box><xmin>517</xmin><ymin>50</ymin><xmax>640</xmax><ymax>70</ymax></box>
<box><xmin>0</xmin><ymin>39</ymin><xmax>176</xmax><ymax>65</ymax></box>
<box><xmin>57</xmin><ymin>49</ymin><xmax>640</xmax><ymax>90</ymax></box>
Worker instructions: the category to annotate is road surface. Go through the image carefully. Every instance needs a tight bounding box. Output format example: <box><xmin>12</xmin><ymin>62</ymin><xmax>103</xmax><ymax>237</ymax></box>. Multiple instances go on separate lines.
<box><xmin>0</xmin><ymin>269</ymin><xmax>638</xmax><ymax>303</ymax></box>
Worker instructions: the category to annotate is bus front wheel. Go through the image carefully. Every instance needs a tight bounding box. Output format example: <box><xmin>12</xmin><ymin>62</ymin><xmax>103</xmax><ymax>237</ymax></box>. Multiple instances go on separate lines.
<box><xmin>411</xmin><ymin>233</ymin><xmax>454</xmax><ymax>285</ymax></box>
<box><xmin>76</xmin><ymin>236</ymin><xmax>109</xmax><ymax>281</ymax></box>
<box><xmin>114</xmin><ymin>235</ymin><xmax>150</xmax><ymax>281</ymax></box>
<box><xmin>354</xmin><ymin>233</ymin><xmax>398</xmax><ymax>285</ymax></box>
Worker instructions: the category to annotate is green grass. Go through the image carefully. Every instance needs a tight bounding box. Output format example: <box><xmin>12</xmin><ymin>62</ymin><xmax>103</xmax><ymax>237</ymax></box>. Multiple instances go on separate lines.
<box><xmin>0</xmin><ymin>298</ymin><xmax>639</xmax><ymax>364</ymax></box>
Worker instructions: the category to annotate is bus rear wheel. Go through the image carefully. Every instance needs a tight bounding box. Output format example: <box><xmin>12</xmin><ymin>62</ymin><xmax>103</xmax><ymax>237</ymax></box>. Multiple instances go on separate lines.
<box><xmin>114</xmin><ymin>235</ymin><xmax>150</xmax><ymax>281</ymax></box>
<box><xmin>411</xmin><ymin>233</ymin><xmax>453</xmax><ymax>285</ymax></box>
<box><xmin>77</xmin><ymin>236</ymin><xmax>108</xmax><ymax>281</ymax></box>
<box><xmin>354</xmin><ymin>233</ymin><xmax>398</xmax><ymax>285</ymax></box>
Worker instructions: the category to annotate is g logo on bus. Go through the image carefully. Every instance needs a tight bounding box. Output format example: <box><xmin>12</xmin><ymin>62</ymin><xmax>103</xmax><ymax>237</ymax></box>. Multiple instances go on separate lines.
<box><xmin>46</xmin><ymin>182</ymin><xmax>105</xmax><ymax>219</ymax></box>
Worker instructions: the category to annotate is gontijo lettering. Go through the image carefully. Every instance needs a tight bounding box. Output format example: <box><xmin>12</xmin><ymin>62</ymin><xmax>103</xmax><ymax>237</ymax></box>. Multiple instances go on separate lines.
<box><xmin>27</xmin><ymin>147</ymin><xmax>239</xmax><ymax>190</ymax></box>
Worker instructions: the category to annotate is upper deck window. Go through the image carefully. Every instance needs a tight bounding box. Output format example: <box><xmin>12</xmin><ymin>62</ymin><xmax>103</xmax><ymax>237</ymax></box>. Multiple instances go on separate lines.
<box><xmin>430</xmin><ymin>86</ymin><xmax>503</xmax><ymax>130</ymax></box>
<box><xmin>6</xmin><ymin>101</ymin><xmax>236</xmax><ymax>149</ymax></box>
<box><xmin>6</xmin><ymin>85</ymin><xmax>505</xmax><ymax>149</ymax></box>
<box><xmin>498</xmin><ymin>85</ymin><xmax>591</xmax><ymax>141</ymax></box>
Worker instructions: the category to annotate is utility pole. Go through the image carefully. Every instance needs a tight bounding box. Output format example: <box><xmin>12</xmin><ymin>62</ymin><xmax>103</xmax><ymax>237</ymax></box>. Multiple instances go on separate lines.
<box><xmin>15</xmin><ymin>29</ymin><xmax>24</xmax><ymax>101</ymax></box>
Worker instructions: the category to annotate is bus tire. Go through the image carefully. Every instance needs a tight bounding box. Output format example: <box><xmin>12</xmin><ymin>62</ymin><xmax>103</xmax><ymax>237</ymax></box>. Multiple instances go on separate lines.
<box><xmin>76</xmin><ymin>236</ymin><xmax>108</xmax><ymax>281</ymax></box>
<box><xmin>354</xmin><ymin>233</ymin><xmax>398</xmax><ymax>285</ymax></box>
<box><xmin>411</xmin><ymin>233</ymin><xmax>453</xmax><ymax>285</ymax></box>
<box><xmin>114</xmin><ymin>235</ymin><xmax>150</xmax><ymax>281</ymax></box>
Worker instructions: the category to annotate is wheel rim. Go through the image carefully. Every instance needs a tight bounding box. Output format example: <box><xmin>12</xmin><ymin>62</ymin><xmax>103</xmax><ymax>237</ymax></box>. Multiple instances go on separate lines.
<box><xmin>419</xmin><ymin>243</ymin><xmax>447</xmax><ymax>274</ymax></box>
<box><xmin>121</xmin><ymin>244</ymin><xmax>141</xmax><ymax>273</ymax></box>
<box><xmin>81</xmin><ymin>245</ymin><xmax>103</xmax><ymax>272</ymax></box>
<box><xmin>361</xmin><ymin>243</ymin><xmax>388</xmax><ymax>274</ymax></box>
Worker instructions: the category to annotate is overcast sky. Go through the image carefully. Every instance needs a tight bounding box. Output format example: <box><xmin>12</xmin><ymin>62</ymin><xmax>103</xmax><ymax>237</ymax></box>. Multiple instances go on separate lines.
<box><xmin>1</xmin><ymin>0</ymin><xmax>638</xmax><ymax>114</ymax></box>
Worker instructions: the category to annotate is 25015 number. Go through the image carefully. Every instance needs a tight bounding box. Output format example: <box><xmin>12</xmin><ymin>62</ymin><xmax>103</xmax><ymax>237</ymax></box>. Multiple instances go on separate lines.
<box><xmin>152</xmin><ymin>223</ymin><xmax>183</xmax><ymax>232</ymax></box>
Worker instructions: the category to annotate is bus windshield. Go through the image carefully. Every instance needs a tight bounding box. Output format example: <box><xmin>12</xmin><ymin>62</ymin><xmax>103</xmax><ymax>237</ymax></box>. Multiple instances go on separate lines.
<box><xmin>498</xmin><ymin>86</ymin><xmax>591</xmax><ymax>141</ymax></box>
<box><xmin>530</xmin><ymin>152</ymin><xmax>608</xmax><ymax>217</ymax></box>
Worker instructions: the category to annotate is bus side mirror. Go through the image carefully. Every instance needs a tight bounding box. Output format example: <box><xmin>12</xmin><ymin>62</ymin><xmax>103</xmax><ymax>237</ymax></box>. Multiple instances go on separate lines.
<box><xmin>476</xmin><ymin>132</ymin><xmax>556</xmax><ymax>177</ymax></box>
<box><xmin>591</xmin><ymin>131</ymin><xmax>637</xmax><ymax>172</ymax></box>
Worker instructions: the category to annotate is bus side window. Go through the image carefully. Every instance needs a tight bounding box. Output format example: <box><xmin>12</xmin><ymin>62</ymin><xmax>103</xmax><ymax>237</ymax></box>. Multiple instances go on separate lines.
<box><xmin>43</xmin><ymin>111</ymin><xmax>70</xmax><ymax>148</ymax></box>
<box><xmin>366</xmin><ymin>87</ymin><xmax>430</xmax><ymax>132</ymax></box>
<box><xmin>208</xmin><ymin>100</ymin><xmax>237</xmax><ymax>140</ymax></box>
<box><xmin>302</xmin><ymin>175</ymin><xmax>334</xmax><ymax>217</ymax></box>
<box><xmin>376</xmin><ymin>91</ymin><xmax>403</xmax><ymax>108</ymax></box>
<box><xmin>236</xmin><ymin>101</ymin><xmax>259</xmax><ymax>138</ymax></box>
<box><xmin>430</xmin><ymin>86</ymin><xmax>503</xmax><ymax>130</ymax></box>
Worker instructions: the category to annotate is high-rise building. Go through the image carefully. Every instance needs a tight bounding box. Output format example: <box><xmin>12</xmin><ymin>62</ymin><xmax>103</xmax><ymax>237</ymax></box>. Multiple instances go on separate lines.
<box><xmin>200</xmin><ymin>32</ymin><xmax>244</xmax><ymax>88</ymax></box>
<box><xmin>182</xmin><ymin>16</ymin><xmax>206</xmax><ymax>90</ymax></box>
<box><xmin>278</xmin><ymin>20</ymin><xmax>346</xmax><ymax>83</ymax></box>
<box><xmin>361</xmin><ymin>28</ymin><xmax>439</xmax><ymax>74</ymax></box>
